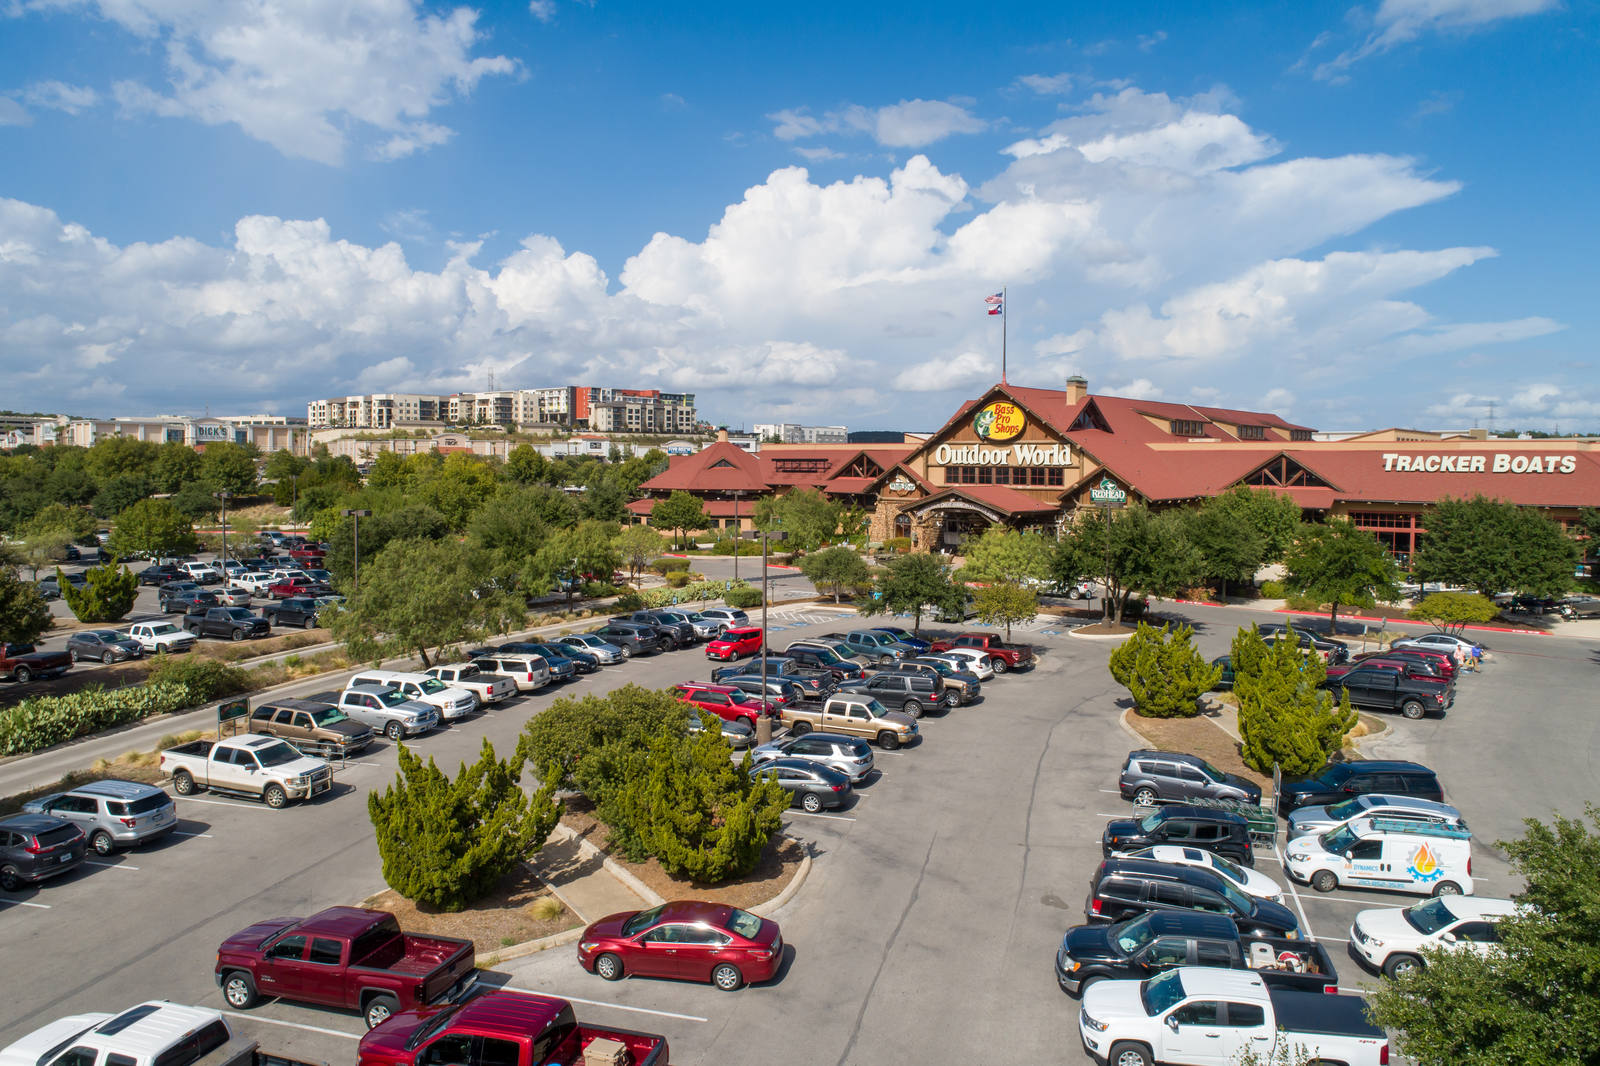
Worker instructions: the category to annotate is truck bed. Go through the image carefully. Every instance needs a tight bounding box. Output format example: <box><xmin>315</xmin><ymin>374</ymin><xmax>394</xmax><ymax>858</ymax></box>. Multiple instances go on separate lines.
<box><xmin>553</xmin><ymin>1025</ymin><xmax>668</xmax><ymax>1066</ymax></box>
<box><xmin>165</xmin><ymin>739</ymin><xmax>215</xmax><ymax>758</ymax></box>
<box><xmin>1269</xmin><ymin>987</ymin><xmax>1385</xmax><ymax>1038</ymax></box>
<box><xmin>355</xmin><ymin>933</ymin><xmax>469</xmax><ymax>976</ymax></box>
<box><xmin>1242</xmin><ymin>936</ymin><xmax>1338</xmax><ymax>992</ymax></box>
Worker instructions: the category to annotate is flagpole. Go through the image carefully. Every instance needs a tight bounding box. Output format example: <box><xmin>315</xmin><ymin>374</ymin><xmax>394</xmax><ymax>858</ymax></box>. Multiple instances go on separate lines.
<box><xmin>1001</xmin><ymin>286</ymin><xmax>1008</xmax><ymax>384</ymax></box>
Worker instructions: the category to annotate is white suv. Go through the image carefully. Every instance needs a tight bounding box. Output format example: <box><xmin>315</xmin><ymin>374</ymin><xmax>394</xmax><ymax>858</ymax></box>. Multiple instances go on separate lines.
<box><xmin>1350</xmin><ymin>896</ymin><xmax>1516</xmax><ymax>978</ymax></box>
<box><xmin>0</xmin><ymin>1002</ymin><xmax>232</xmax><ymax>1066</ymax></box>
<box><xmin>348</xmin><ymin>669</ymin><xmax>478</xmax><ymax>720</ymax></box>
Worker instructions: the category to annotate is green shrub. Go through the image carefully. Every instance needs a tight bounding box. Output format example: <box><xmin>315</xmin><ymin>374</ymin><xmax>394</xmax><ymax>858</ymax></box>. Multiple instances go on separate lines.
<box><xmin>1107</xmin><ymin>621</ymin><xmax>1220</xmax><ymax>719</ymax></box>
<box><xmin>1408</xmin><ymin>591</ymin><xmax>1499</xmax><ymax>631</ymax></box>
<box><xmin>1284</xmin><ymin>593</ymin><xmax>1321</xmax><ymax>611</ymax></box>
<box><xmin>581</xmin><ymin>581</ymin><xmax>620</xmax><ymax>598</ymax></box>
<box><xmin>368</xmin><ymin>738</ymin><xmax>561</xmax><ymax>912</ymax></box>
<box><xmin>0</xmin><ymin>679</ymin><xmax>228</xmax><ymax>756</ymax></box>
<box><xmin>58</xmin><ymin>562</ymin><xmax>139</xmax><ymax>623</ymax></box>
<box><xmin>664</xmin><ymin>571</ymin><xmax>690</xmax><ymax>588</ymax></box>
<box><xmin>612</xmin><ymin>591</ymin><xmax>645</xmax><ymax>612</ymax></box>
<box><xmin>883</xmin><ymin>537</ymin><xmax>912</xmax><ymax>554</ymax></box>
<box><xmin>1258</xmin><ymin>579</ymin><xmax>1286</xmax><ymax>598</ymax></box>
<box><xmin>146</xmin><ymin>656</ymin><xmax>251</xmax><ymax>700</ymax></box>
<box><xmin>1233</xmin><ymin>626</ymin><xmax>1356</xmax><ymax>775</ymax></box>
<box><xmin>723</xmin><ymin>586</ymin><xmax>764</xmax><ymax>609</ymax></box>
<box><xmin>651</xmin><ymin>556</ymin><xmax>691</xmax><ymax>574</ymax></box>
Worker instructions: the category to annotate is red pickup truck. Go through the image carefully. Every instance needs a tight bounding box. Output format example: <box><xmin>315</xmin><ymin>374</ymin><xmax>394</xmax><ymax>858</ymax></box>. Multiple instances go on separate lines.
<box><xmin>928</xmin><ymin>632</ymin><xmax>1035</xmax><ymax>673</ymax></box>
<box><xmin>357</xmin><ymin>989</ymin><xmax>668</xmax><ymax>1066</ymax></box>
<box><xmin>216</xmin><ymin>906</ymin><xmax>477</xmax><ymax>1029</ymax></box>
<box><xmin>0</xmin><ymin>642</ymin><xmax>72</xmax><ymax>684</ymax></box>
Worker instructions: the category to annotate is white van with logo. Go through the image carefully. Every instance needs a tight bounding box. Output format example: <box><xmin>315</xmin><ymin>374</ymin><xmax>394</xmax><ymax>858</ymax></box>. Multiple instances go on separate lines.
<box><xmin>347</xmin><ymin>670</ymin><xmax>479</xmax><ymax>720</ymax></box>
<box><xmin>1284</xmin><ymin>817</ymin><xmax>1473</xmax><ymax>897</ymax></box>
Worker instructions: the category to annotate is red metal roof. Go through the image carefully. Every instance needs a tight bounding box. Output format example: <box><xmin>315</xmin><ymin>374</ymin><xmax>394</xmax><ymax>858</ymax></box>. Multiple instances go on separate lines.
<box><xmin>639</xmin><ymin>442</ymin><xmax>768</xmax><ymax>493</ymax></box>
<box><xmin>913</xmin><ymin>484</ymin><xmax>1059</xmax><ymax>514</ymax></box>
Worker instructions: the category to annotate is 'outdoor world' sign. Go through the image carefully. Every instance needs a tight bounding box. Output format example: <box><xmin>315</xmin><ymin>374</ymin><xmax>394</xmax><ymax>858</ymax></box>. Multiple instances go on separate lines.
<box><xmin>933</xmin><ymin>442</ymin><xmax>1072</xmax><ymax>466</ymax></box>
<box><xmin>1089</xmin><ymin>477</ymin><xmax>1127</xmax><ymax>506</ymax></box>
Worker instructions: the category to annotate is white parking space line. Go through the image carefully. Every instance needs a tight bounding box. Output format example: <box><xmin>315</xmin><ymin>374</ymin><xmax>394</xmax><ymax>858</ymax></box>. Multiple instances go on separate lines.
<box><xmin>219</xmin><ymin>1011</ymin><xmax>361</xmax><ymax>1039</ymax></box>
<box><xmin>84</xmin><ymin>861</ymin><xmax>139</xmax><ymax>870</ymax></box>
<box><xmin>1098</xmin><ymin>788</ymin><xmax>1122</xmax><ymax>794</ymax></box>
<box><xmin>171</xmin><ymin>831</ymin><xmax>212</xmax><ymax>838</ymax></box>
<box><xmin>175</xmin><ymin>796</ymin><xmax>271</xmax><ymax>811</ymax></box>
<box><xmin>1</xmin><ymin>899</ymin><xmax>51</xmax><ymax>909</ymax></box>
<box><xmin>502</xmin><ymin>987</ymin><xmax>707</xmax><ymax>1023</ymax></box>
<box><xmin>1306</xmin><ymin>897</ymin><xmax>1408</xmax><ymax>908</ymax></box>
<box><xmin>1275</xmin><ymin>840</ymin><xmax>1318</xmax><ymax>941</ymax></box>
<box><xmin>787</xmin><ymin>811</ymin><xmax>857</xmax><ymax>822</ymax></box>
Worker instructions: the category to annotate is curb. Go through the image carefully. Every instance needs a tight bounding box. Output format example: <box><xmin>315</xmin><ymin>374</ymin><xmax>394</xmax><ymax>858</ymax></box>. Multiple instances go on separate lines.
<box><xmin>1070</xmin><ymin>627</ymin><xmax>1137</xmax><ymax>642</ymax></box>
<box><xmin>547</xmin><ymin>823</ymin><xmax>666</xmax><ymax>909</ymax></box>
<box><xmin>751</xmin><ymin>838</ymin><xmax>812</xmax><ymax>919</ymax></box>
<box><xmin>1268</xmin><ymin>607</ymin><xmax>1549</xmax><ymax>637</ymax></box>
<box><xmin>1116</xmin><ymin>707</ymin><xmax>1148</xmax><ymax>747</ymax></box>
<box><xmin>491</xmin><ymin>925</ymin><xmax>585</xmax><ymax>963</ymax></box>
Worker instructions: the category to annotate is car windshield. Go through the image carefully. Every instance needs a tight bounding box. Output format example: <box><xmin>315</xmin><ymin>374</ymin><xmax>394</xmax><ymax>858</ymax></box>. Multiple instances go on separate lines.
<box><xmin>254</xmin><ymin>741</ymin><xmax>302</xmax><ymax>767</ymax></box>
<box><xmin>1209</xmin><ymin>853</ymin><xmax>1247</xmax><ymax>883</ymax></box>
<box><xmin>404</xmin><ymin>1001</ymin><xmax>463</xmax><ymax>1051</ymax></box>
<box><xmin>309</xmin><ymin>708</ymin><xmax>349</xmax><ymax>726</ymax></box>
<box><xmin>1324</xmin><ymin>796</ymin><xmax>1370</xmax><ymax>821</ymax></box>
<box><xmin>416</xmin><ymin>678</ymin><xmax>447</xmax><ymax>695</ymax></box>
<box><xmin>1196</xmin><ymin>759</ymin><xmax>1228</xmax><ymax>783</ymax></box>
<box><xmin>859</xmin><ymin>699</ymin><xmax>890</xmax><ymax>718</ymax></box>
<box><xmin>148</xmin><ymin>624</ymin><xmax>180</xmax><ymax>636</ymax></box>
<box><xmin>1220</xmin><ymin>883</ymin><xmax>1253</xmax><ymax>913</ymax></box>
<box><xmin>1319</xmin><ymin>763</ymin><xmax>1355</xmax><ymax>786</ymax></box>
<box><xmin>1319</xmin><ymin>825</ymin><xmax>1360</xmax><ymax>854</ymax></box>
<box><xmin>373</xmin><ymin>689</ymin><xmax>409</xmax><ymax>707</ymax></box>
<box><xmin>225</xmin><ymin>608</ymin><xmax>254</xmax><ymax>620</ymax></box>
<box><xmin>810</xmin><ymin>648</ymin><xmax>843</xmax><ymax>664</ymax></box>
<box><xmin>1113</xmin><ymin>915</ymin><xmax>1156</xmax><ymax>955</ymax></box>
<box><xmin>1140</xmin><ymin>969</ymin><xmax>1186</xmax><ymax>1017</ymax></box>
<box><xmin>918</xmin><ymin>659</ymin><xmax>953</xmax><ymax>676</ymax></box>
<box><xmin>88</xmin><ymin>629</ymin><xmax>120</xmax><ymax>641</ymax></box>
<box><xmin>727</xmin><ymin>907</ymin><xmax>762</xmax><ymax>939</ymax></box>
<box><xmin>1402</xmin><ymin>897</ymin><xmax>1459</xmax><ymax>936</ymax></box>
<box><xmin>451</xmin><ymin>666</ymin><xmax>480</xmax><ymax>680</ymax></box>
<box><xmin>1139</xmin><ymin>812</ymin><xmax>1166</xmax><ymax>833</ymax></box>
<box><xmin>622</xmin><ymin>904</ymin><xmax>667</xmax><ymax>936</ymax></box>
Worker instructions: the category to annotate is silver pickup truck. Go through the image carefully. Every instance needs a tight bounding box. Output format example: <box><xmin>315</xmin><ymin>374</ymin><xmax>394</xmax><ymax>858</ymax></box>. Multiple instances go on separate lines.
<box><xmin>161</xmin><ymin>735</ymin><xmax>332</xmax><ymax>808</ymax></box>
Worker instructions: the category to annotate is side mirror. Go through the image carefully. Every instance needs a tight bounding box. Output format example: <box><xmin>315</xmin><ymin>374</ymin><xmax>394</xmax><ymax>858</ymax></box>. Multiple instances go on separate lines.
<box><xmin>1343</xmin><ymin>851</ymin><xmax>1354</xmax><ymax>860</ymax></box>
<box><xmin>1166</xmin><ymin>1016</ymin><xmax>1180</xmax><ymax>1033</ymax></box>
<box><xmin>1439</xmin><ymin>931</ymin><xmax>1457</xmax><ymax>944</ymax></box>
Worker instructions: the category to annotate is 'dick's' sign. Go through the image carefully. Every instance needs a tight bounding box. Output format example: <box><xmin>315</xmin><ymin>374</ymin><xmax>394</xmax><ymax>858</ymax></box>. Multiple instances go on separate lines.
<box><xmin>1382</xmin><ymin>452</ymin><xmax>1578</xmax><ymax>474</ymax></box>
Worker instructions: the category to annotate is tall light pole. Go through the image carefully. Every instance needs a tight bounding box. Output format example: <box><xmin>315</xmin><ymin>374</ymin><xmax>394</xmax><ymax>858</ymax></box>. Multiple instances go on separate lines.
<box><xmin>731</xmin><ymin>490</ymin><xmax>742</xmax><ymax>582</ymax></box>
<box><xmin>342</xmin><ymin>509</ymin><xmax>372</xmax><ymax>591</ymax></box>
<box><xmin>742</xmin><ymin>519</ymin><xmax>786</xmax><ymax>744</ymax></box>
<box><xmin>214</xmin><ymin>491</ymin><xmax>231</xmax><ymax>568</ymax></box>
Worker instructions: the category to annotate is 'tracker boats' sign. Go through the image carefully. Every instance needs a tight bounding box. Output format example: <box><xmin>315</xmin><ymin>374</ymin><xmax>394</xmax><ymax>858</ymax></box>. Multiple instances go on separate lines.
<box><xmin>1382</xmin><ymin>453</ymin><xmax>1577</xmax><ymax>474</ymax></box>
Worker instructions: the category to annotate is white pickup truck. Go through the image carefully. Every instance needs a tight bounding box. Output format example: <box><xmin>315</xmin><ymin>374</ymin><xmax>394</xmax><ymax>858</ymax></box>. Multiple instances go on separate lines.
<box><xmin>1078</xmin><ymin>967</ymin><xmax>1388</xmax><ymax>1066</ymax></box>
<box><xmin>161</xmin><ymin>735</ymin><xmax>333</xmax><ymax>808</ymax></box>
<box><xmin>310</xmin><ymin>685</ymin><xmax>439</xmax><ymax>740</ymax></box>
<box><xmin>124</xmin><ymin>620</ymin><xmax>199</xmax><ymax>654</ymax></box>
<box><xmin>424</xmin><ymin>662</ymin><xmax>517</xmax><ymax>705</ymax></box>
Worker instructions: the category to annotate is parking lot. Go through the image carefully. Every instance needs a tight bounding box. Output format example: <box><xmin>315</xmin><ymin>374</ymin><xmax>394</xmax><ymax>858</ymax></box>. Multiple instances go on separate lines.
<box><xmin>1</xmin><ymin>599</ymin><xmax>1592</xmax><ymax>1066</ymax></box>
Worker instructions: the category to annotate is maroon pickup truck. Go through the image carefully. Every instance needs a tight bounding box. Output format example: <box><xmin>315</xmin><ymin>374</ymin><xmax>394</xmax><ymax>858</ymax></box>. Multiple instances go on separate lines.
<box><xmin>216</xmin><ymin>907</ymin><xmax>477</xmax><ymax>1029</ymax></box>
<box><xmin>0</xmin><ymin>642</ymin><xmax>72</xmax><ymax>684</ymax></box>
<box><xmin>357</xmin><ymin>990</ymin><xmax>668</xmax><ymax>1066</ymax></box>
<box><xmin>928</xmin><ymin>632</ymin><xmax>1035</xmax><ymax>673</ymax></box>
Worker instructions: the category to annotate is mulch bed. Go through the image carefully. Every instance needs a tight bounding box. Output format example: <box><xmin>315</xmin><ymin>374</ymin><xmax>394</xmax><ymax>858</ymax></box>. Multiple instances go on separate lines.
<box><xmin>359</xmin><ymin>865</ymin><xmax>580</xmax><ymax>956</ymax></box>
<box><xmin>1124</xmin><ymin>709</ymin><xmax>1389</xmax><ymax>796</ymax></box>
<box><xmin>559</xmin><ymin>798</ymin><xmax>805</xmax><ymax>912</ymax></box>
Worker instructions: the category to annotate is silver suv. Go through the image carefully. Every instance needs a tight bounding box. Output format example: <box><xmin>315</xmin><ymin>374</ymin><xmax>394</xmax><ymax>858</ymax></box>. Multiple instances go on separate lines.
<box><xmin>1117</xmin><ymin>750</ymin><xmax>1262</xmax><ymax>807</ymax></box>
<box><xmin>752</xmin><ymin>732</ymin><xmax>875</xmax><ymax>782</ymax></box>
<box><xmin>23</xmin><ymin>779</ymin><xmax>178</xmax><ymax>854</ymax></box>
<box><xmin>697</xmin><ymin>608</ymin><xmax>750</xmax><ymax>635</ymax></box>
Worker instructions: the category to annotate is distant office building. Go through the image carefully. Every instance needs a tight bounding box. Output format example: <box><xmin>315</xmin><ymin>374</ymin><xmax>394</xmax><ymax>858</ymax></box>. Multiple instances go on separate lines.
<box><xmin>47</xmin><ymin>416</ymin><xmax>305</xmax><ymax>453</ymax></box>
<box><xmin>754</xmin><ymin>423</ymin><xmax>849</xmax><ymax>444</ymax></box>
<box><xmin>308</xmin><ymin>394</ymin><xmax>444</xmax><ymax>428</ymax></box>
<box><xmin>310</xmin><ymin>385</ymin><xmax>697</xmax><ymax>433</ymax></box>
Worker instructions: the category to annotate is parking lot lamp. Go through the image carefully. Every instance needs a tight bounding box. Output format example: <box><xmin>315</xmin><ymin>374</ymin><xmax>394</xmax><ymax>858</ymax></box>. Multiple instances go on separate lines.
<box><xmin>342</xmin><ymin>509</ymin><xmax>372</xmax><ymax>591</ymax></box>
<box><xmin>214</xmin><ymin>492</ymin><xmax>231</xmax><ymax>567</ymax></box>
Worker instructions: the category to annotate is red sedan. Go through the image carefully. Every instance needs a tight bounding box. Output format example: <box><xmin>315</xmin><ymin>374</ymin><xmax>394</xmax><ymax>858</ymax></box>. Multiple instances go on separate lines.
<box><xmin>578</xmin><ymin>900</ymin><xmax>783</xmax><ymax>990</ymax></box>
<box><xmin>705</xmin><ymin>626</ymin><xmax>763</xmax><ymax>661</ymax></box>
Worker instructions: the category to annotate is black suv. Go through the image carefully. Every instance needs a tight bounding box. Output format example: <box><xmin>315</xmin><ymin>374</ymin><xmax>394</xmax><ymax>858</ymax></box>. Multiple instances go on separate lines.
<box><xmin>1118</xmin><ymin>750</ymin><xmax>1262</xmax><ymax>807</ymax></box>
<box><xmin>780</xmin><ymin>644</ymin><xmax>866</xmax><ymax>682</ymax></box>
<box><xmin>628</xmin><ymin>611</ymin><xmax>693</xmax><ymax>648</ymax></box>
<box><xmin>1084</xmin><ymin>858</ymin><xmax>1300</xmax><ymax>939</ymax></box>
<box><xmin>1256</xmin><ymin>623</ymin><xmax>1351</xmax><ymax>664</ymax></box>
<box><xmin>877</xmin><ymin>661</ymin><xmax>978</xmax><ymax>706</ymax></box>
<box><xmin>0</xmin><ymin>813</ymin><xmax>87</xmax><ymax>890</ymax></box>
<box><xmin>1275</xmin><ymin>759</ymin><xmax>1444</xmax><ymax>816</ymax></box>
<box><xmin>1101</xmin><ymin>805</ymin><xmax>1256</xmax><ymax>867</ymax></box>
<box><xmin>834</xmin><ymin>672</ymin><xmax>943</xmax><ymax>718</ymax></box>
<box><xmin>590</xmin><ymin>622</ymin><xmax>665</xmax><ymax>657</ymax></box>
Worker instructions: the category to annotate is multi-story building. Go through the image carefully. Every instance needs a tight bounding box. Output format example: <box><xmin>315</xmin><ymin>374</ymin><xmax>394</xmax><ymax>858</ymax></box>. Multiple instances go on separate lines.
<box><xmin>580</xmin><ymin>388</ymin><xmax>697</xmax><ymax>433</ymax></box>
<box><xmin>754</xmin><ymin>423</ymin><xmax>850</xmax><ymax>444</ymax></box>
<box><xmin>308</xmin><ymin>394</ymin><xmax>444</xmax><ymax>429</ymax></box>
<box><xmin>49</xmin><ymin>416</ymin><xmax>305</xmax><ymax>453</ymax></box>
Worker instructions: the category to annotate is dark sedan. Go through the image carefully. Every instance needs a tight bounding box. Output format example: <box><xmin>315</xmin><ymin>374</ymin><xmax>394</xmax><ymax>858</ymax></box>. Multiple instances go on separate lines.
<box><xmin>518</xmin><ymin>641</ymin><xmax>601</xmax><ymax>674</ymax></box>
<box><xmin>162</xmin><ymin>589</ymin><xmax>220</xmax><ymax>614</ymax></box>
<box><xmin>750</xmin><ymin>756</ymin><xmax>852</xmax><ymax>813</ymax></box>
<box><xmin>65</xmin><ymin>629</ymin><xmax>144</xmax><ymax>664</ymax></box>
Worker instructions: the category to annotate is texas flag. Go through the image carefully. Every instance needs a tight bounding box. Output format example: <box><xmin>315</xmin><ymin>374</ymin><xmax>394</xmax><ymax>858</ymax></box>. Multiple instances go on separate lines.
<box><xmin>985</xmin><ymin>292</ymin><xmax>1003</xmax><ymax>315</ymax></box>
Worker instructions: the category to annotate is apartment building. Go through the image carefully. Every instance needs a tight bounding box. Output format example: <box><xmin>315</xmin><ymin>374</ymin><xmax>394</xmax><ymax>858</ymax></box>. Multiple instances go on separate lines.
<box><xmin>307</xmin><ymin>393</ymin><xmax>443</xmax><ymax>429</ymax></box>
<box><xmin>309</xmin><ymin>385</ymin><xmax>697</xmax><ymax>432</ymax></box>
<box><xmin>753</xmin><ymin>423</ymin><xmax>850</xmax><ymax>444</ymax></box>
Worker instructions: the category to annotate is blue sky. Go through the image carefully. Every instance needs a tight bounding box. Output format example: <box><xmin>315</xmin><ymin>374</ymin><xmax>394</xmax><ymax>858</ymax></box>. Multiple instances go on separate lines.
<box><xmin>1</xmin><ymin>0</ymin><xmax>1595</xmax><ymax>433</ymax></box>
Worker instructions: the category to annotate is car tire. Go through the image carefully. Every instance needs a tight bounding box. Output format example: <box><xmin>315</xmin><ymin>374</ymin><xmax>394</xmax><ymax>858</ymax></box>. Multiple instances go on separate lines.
<box><xmin>902</xmin><ymin>699</ymin><xmax>922</xmax><ymax>719</ymax></box>
<box><xmin>303</xmin><ymin>616</ymin><xmax>315</xmax><ymax>629</ymax></box>
<box><xmin>877</xmin><ymin>731</ymin><xmax>901</xmax><ymax>750</ymax></box>
<box><xmin>595</xmin><ymin>953</ymin><xmax>624</xmax><ymax>981</ymax></box>
<box><xmin>364</xmin><ymin>994</ymin><xmax>400</xmax><ymax>1030</ymax></box>
<box><xmin>222</xmin><ymin>971</ymin><xmax>257</xmax><ymax>1009</ymax></box>
<box><xmin>1383</xmin><ymin>953</ymin><xmax>1423</xmax><ymax>979</ymax></box>
<box><xmin>801</xmin><ymin>792</ymin><xmax>824</xmax><ymax>813</ymax></box>
<box><xmin>1133</xmin><ymin>786</ymin><xmax>1159</xmax><ymax>806</ymax></box>
<box><xmin>69</xmin><ymin>649</ymin><xmax>81</xmax><ymax>664</ymax></box>
<box><xmin>1310</xmin><ymin>870</ymin><xmax>1338</xmax><ymax>893</ymax></box>
<box><xmin>102</xmin><ymin>651</ymin><xmax>115</xmax><ymax>665</ymax></box>
<box><xmin>89</xmin><ymin>830</ymin><xmax>114</xmax><ymax>856</ymax></box>
<box><xmin>230</xmin><ymin>629</ymin><xmax>245</xmax><ymax>642</ymax></box>
<box><xmin>1433</xmin><ymin>880</ymin><xmax>1462</xmax><ymax>897</ymax></box>
<box><xmin>1108</xmin><ymin>1041</ymin><xmax>1153</xmax><ymax>1066</ymax></box>
<box><xmin>385</xmin><ymin>721</ymin><xmax>404</xmax><ymax>741</ymax></box>
<box><xmin>942</xmin><ymin>693</ymin><xmax>960</xmax><ymax>709</ymax></box>
<box><xmin>0</xmin><ymin>865</ymin><xmax>20</xmax><ymax>892</ymax></box>
<box><xmin>263</xmin><ymin>784</ymin><xmax>288</xmax><ymax>809</ymax></box>
<box><xmin>790</xmin><ymin>721</ymin><xmax>811</xmax><ymax>736</ymax></box>
<box><xmin>13</xmin><ymin>665</ymin><xmax>31</xmax><ymax>683</ymax></box>
<box><xmin>172</xmin><ymin>770</ymin><xmax>196</xmax><ymax>795</ymax></box>
<box><xmin>1401</xmin><ymin>699</ymin><xmax>1425</xmax><ymax>721</ymax></box>
<box><xmin>712</xmin><ymin>963</ymin><xmax>744</xmax><ymax>991</ymax></box>
<box><xmin>991</xmin><ymin>658</ymin><xmax>1009</xmax><ymax>674</ymax></box>
<box><xmin>619</xmin><ymin>646</ymin><xmax>632</xmax><ymax>659</ymax></box>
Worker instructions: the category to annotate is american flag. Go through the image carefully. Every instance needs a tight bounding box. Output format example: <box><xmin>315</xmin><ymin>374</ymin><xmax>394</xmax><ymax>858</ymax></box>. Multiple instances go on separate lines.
<box><xmin>986</xmin><ymin>292</ymin><xmax>1003</xmax><ymax>315</ymax></box>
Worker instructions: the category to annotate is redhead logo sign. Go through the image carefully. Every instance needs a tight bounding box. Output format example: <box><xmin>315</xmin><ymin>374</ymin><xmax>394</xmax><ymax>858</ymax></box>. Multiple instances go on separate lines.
<box><xmin>974</xmin><ymin>401</ymin><xmax>1025</xmax><ymax>442</ymax></box>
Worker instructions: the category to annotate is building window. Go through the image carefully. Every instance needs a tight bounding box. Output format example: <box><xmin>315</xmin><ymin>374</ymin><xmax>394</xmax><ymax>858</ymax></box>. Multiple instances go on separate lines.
<box><xmin>894</xmin><ymin>513</ymin><xmax>911</xmax><ymax>540</ymax></box>
<box><xmin>1171</xmin><ymin>419</ymin><xmax>1207</xmax><ymax>437</ymax></box>
<box><xmin>946</xmin><ymin>466</ymin><xmax>1063</xmax><ymax>486</ymax></box>
<box><xmin>773</xmin><ymin>458</ymin><xmax>831</xmax><ymax>474</ymax></box>
<box><xmin>1290</xmin><ymin>429</ymin><xmax>1313</xmax><ymax>441</ymax></box>
<box><xmin>1238</xmin><ymin>425</ymin><xmax>1265</xmax><ymax>440</ymax></box>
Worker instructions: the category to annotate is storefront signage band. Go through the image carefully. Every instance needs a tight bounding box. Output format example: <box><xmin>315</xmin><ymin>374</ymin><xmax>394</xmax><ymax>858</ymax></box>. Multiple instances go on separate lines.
<box><xmin>933</xmin><ymin>442</ymin><xmax>1072</xmax><ymax>466</ymax></box>
<box><xmin>1382</xmin><ymin>452</ymin><xmax>1577</xmax><ymax>474</ymax></box>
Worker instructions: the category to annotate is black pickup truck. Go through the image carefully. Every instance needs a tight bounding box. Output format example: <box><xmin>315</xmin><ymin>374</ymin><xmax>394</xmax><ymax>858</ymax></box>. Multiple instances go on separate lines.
<box><xmin>259</xmin><ymin>596</ymin><xmax>326</xmax><ymax>629</ymax></box>
<box><xmin>184</xmin><ymin>606</ymin><xmax>273</xmax><ymax>642</ymax></box>
<box><xmin>1322</xmin><ymin>659</ymin><xmax>1454</xmax><ymax>720</ymax></box>
<box><xmin>1054</xmin><ymin>910</ymin><xmax>1338</xmax><ymax>998</ymax></box>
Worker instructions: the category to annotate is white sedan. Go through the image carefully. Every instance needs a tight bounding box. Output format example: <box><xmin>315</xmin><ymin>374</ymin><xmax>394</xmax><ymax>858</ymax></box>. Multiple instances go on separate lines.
<box><xmin>1349</xmin><ymin>896</ymin><xmax>1516</xmax><ymax>978</ymax></box>
<box><xmin>927</xmin><ymin>648</ymin><xmax>993</xmax><ymax>680</ymax></box>
<box><xmin>1122</xmin><ymin>844</ymin><xmax>1285</xmax><ymax>903</ymax></box>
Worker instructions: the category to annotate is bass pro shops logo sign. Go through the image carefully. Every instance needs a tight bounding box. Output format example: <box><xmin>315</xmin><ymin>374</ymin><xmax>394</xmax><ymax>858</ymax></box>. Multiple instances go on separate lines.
<box><xmin>973</xmin><ymin>401</ymin><xmax>1025</xmax><ymax>442</ymax></box>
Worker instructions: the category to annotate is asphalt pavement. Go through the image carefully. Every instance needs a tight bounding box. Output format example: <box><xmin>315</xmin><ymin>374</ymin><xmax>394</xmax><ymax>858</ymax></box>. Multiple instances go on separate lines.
<box><xmin>1</xmin><ymin>593</ymin><xmax>1594</xmax><ymax>1066</ymax></box>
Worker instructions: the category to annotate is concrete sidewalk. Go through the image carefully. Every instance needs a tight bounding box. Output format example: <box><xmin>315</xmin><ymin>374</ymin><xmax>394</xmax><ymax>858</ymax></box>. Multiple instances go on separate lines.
<box><xmin>525</xmin><ymin>824</ymin><xmax>663</xmax><ymax>923</ymax></box>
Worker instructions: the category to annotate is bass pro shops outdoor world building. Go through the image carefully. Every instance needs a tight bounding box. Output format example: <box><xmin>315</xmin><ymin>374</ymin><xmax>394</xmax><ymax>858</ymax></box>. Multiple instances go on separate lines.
<box><xmin>632</xmin><ymin>377</ymin><xmax>1600</xmax><ymax>558</ymax></box>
